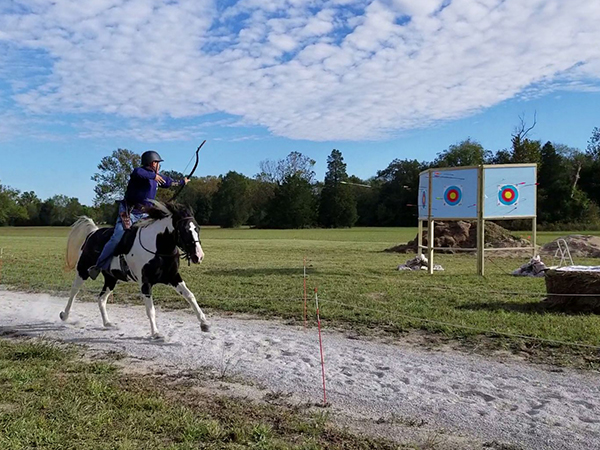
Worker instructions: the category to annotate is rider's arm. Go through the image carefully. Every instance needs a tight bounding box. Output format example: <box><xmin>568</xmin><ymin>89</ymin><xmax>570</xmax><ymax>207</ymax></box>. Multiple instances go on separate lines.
<box><xmin>131</xmin><ymin>167</ymin><xmax>158</xmax><ymax>180</ymax></box>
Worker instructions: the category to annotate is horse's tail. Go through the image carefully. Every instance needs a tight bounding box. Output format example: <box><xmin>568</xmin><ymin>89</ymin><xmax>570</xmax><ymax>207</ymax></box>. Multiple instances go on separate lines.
<box><xmin>65</xmin><ymin>216</ymin><xmax>98</xmax><ymax>271</ymax></box>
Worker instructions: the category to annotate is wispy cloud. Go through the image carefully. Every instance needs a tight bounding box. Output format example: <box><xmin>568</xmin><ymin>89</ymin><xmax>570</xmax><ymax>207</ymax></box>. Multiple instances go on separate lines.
<box><xmin>1</xmin><ymin>0</ymin><xmax>599</xmax><ymax>141</ymax></box>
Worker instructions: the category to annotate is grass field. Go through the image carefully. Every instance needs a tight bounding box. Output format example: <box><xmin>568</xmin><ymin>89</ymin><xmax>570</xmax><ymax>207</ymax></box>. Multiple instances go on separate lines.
<box><xmin>2</xmin><ymin>226</ymin><xmax>600</xmax><ymax>366</ymax></box>
<box><xmin>0</xmin><ymin>339</ymin><xmax>401</xmax><ymax>450</ymax></box>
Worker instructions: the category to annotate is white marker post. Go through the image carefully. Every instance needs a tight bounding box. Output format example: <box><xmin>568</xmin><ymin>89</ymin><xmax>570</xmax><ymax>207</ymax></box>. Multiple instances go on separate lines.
<box><xmin>315</xmin><ymin>287</ymin><xmax>327</xmax><ymax>405</ymax></box>
<box><xmin>303</xmin><ymin>257</ymin><xmax>308</xmax><ymax>329</ymax></box>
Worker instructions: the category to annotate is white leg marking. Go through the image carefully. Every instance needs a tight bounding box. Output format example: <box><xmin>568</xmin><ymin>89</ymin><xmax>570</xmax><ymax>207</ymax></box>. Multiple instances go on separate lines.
<box><xmin>142</xmin><ymin>292</ymin><xmax>160</xmax><ymax>338</ymax></box>
<box><xmin>175</xmin><ymin>281</ymin><xmax>210</xmax><ymax>332</ymax></box>
<box><xmin>188</xmin><ymin>223</ymin><xmax>204</xmax><ymax>262</ymax></box>
<box><xmin>60</xmin><ymin>275</ymin><xmax>84</xmax><ymax>321</ymax></box>
<box><xmin>98</xmin><ymin>289</ymin><xmax>114</xmax><ymax>327</ymax></box>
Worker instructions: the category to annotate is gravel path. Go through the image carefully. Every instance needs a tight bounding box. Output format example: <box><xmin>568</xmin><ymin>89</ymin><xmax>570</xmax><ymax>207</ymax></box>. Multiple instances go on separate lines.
<box><xmin>1</xmin><ymin>287</ymin><xmax>599</xmax><ymax>449</ymax></box>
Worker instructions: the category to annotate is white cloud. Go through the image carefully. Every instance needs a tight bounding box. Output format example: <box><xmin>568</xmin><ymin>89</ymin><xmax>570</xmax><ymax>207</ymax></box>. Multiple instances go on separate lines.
<box><xmin>0</xmin><ymin>0</ymin><xmax>599</xmax><ymax>141</ymax></box>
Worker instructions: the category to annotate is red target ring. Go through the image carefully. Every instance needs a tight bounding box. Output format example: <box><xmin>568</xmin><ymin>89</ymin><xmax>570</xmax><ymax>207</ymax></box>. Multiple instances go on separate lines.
<box><xmin>444</xmin><ymin>185</ymin><xmax>462</xmax><ymax>206</ymax></box>
<box><xmin>498</xmin><ymin>185</ymin><xmax>518</xmax><ymax>206</ymax></box>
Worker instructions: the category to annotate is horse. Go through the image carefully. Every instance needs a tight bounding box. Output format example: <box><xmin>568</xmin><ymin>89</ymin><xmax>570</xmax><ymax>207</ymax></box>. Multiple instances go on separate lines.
<box><xmin>62</xmin><ymin>201</ymin><xmax>210</xmax><ymax>339</ymax></box>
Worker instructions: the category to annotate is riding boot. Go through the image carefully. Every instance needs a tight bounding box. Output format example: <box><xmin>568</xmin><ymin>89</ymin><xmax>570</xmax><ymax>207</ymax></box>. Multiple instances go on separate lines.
<box><xmin>88</xmin><ymin>265</ymin><xmax>102</xmax><ymax>280</ymax></box>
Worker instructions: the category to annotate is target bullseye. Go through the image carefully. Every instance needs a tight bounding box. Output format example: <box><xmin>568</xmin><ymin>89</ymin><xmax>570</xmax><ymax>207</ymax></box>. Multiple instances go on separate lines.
<box><xmin>498</xmin><ymin>185</ymin><xmax>519</xmax><ymax>206</ymax></box>
<box><xmin>444</xmin><ymin>185</ymin><xmax>462</xmax><ymax>206</ymax></box>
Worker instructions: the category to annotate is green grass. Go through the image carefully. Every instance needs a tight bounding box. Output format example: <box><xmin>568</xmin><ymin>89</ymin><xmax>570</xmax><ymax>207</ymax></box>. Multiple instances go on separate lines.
<box><xmin>0</xmin><ymin>339</ymin><xmax>401</xmax><ymax>449</ymax></box>
<box><xmin>2</xmin><ymin>226</ymin><xmax>600</xmax><ymax>366</ymax></box>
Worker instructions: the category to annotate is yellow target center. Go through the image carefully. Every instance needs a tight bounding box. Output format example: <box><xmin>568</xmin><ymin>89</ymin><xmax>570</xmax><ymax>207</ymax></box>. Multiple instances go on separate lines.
<box><xmin>449</xmin><ymin>192</ymin><xmax>456</xmax><ymax>200</ymax></box>
<box><xmin>505</xmin><ymin>191</ymin><xmax>513</xmax><ymax>199</ymax></box>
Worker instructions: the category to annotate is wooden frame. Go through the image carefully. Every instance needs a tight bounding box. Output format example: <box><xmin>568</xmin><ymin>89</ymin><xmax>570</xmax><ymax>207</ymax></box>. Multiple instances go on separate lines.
<box><xmin>417</xmin><ymin>164</ymin><xmax>537</xmax><ymax>276</ymax></box>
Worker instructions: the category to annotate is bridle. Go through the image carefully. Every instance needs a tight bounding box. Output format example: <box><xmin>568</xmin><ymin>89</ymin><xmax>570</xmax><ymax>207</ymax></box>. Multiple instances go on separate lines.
<box><xmin>136</xmin><ymin>216</ymin><xmax>201</xmax><ymax>264</ymax></box>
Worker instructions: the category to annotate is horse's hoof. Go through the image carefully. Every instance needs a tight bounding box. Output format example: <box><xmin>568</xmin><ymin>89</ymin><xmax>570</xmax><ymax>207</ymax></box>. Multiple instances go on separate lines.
<box><xmin>103</xmin><ymin>322</ymin><xmax>116</xmax><ymax>328</ymax></box>
<box><xmin>59</xmin><ymin>311</ymin><xmax>68</xmax><ymax>321</ymax></box>
<box><xmin>150</xmin><ymin>333</ymin><xmax>164</xmax><ymax>341</ymax></box>
<box><xmin>201</xmin><ymin>323</ymin><xmax>210</xmax><ymax>332</ymax></box>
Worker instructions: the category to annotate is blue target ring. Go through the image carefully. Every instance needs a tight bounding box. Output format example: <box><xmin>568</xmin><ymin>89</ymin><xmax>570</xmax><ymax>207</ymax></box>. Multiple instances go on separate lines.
<box><xmin>498</xmin><ymin>185</ymin><xmax>519</xmax><ymax>206</ymax></box>
<box><xmin>444</xmin><ymin>186</ymin><xmax>462</xmax><ymax>206</ymax></box>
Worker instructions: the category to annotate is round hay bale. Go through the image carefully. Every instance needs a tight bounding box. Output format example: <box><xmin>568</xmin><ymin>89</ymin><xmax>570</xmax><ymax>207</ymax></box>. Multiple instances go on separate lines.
<box><xmin>544</xmin><ymin>269</ymin><xmax>600</xmax><ymax>312</ymax></box>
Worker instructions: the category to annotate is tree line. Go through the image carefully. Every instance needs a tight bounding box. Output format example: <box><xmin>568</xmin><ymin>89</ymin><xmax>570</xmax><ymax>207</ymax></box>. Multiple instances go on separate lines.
<box><xmin>2</xmin><ymin>124</ymin><xmax>599</xmax><ymax>229</ymax></box>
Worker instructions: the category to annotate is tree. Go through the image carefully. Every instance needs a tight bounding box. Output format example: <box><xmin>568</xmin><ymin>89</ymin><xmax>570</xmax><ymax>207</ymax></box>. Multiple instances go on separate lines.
<box><xmin>510</xmin><ymin>115</ymin><xmax>541</xmax><ymax>164</ymax></box>
<box><xmin>0</xmin><ymin>182</ymin><xmax>27</xmax><ymax>226</ymax></box>
<box><xmin>348</xmin><ymin>176</ymin><xmax>381</xmax><ymax>226</ymax></box>
<box><xmin>265</xmin><ymin>174</ymin><xmax>317</xmax><ymax>228</ymax></box>
<box><xmin>376</xmin><ymin>159</ymin><xmax>424</xmax><ymax>226</ymax></box>
<box><xmin>433</xmin><ymin>138</ymin><xmax>491</xmax><ymax>167</ymax></box>
<box><xmin>212</xmin><ymin>172</ymin><xmax>251</xmax><ymax>228</ymax></box>
<box><xmin>17</xmin><ymin>191</ymin><xmax>42</xmax><ymax>225</ymax></box>
<box><xmin>587</xmin><ymin>127</ymin><xmax>600</xmax><ymax>157</ymax></box>
<box><xmin>91</xmin><ymin>149</ymin><xmax>141</xmax><ymax>205</ymax></box>
<box><xmin>247</xmin><ymin>178</ymin><xmax>276</xmax><ymax>227</ymax></box>
<box><xmin>319</xmin><ymin>149</ymin><xmax>357</xmax><ymax>228</ymax></box>
<box><xmin>257</xmin><ymin>151</ymin><xmax>316</xmax><ymax>184</ymax></box>
<box><xmin>177</xmin><ymin>176</ymin><xmax>221</xmax><ymax>225</ymax></box>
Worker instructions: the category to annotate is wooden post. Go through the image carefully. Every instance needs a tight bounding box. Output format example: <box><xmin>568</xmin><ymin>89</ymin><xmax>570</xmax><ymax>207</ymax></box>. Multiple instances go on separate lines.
<box><xmin>477</xmin><ymin>166</ymin><xmax>486</xmax><ymax>276</ymax></box>
<box><xmin>417</xmin><ymin>220</ymin><xmax>423</xmax><ymax>257</ymax></box>
<box><xmin>428</xmin><ymin>219</ymin><xmax>435</xmax><ymax>275</ymax></box>
<box><xmin>532</xmin><ymin>217</ymin><xmax>537</xmax><ymax>257</ymax></box>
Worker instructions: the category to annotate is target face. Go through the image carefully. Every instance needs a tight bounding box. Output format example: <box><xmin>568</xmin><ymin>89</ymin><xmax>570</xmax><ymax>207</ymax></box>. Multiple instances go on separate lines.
<box><xmin>444</xmin><ymin>186</ymin><xmax>462</xmax><ymax>206</ymax></box>
<box><xmin>498</xmin><ymin>185</ymin><xmax>519</xmax><ymax>206</ymax></box>
<box><xmin>421</xmin><ymin>191</ymin><xmax>427</xmax><ymax>208</ymax></box>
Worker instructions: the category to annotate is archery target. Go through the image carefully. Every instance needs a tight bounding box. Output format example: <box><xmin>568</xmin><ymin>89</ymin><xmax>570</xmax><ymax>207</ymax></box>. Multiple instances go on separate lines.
<box><xmin>444</xmin><ymin>185</ymin><xmax>462</xmax><ymax>206</ymax></box>
<box><xmin>498</xmin><ymin>185</ymin><xmax>519</xmax><ymax>206</ymax></box>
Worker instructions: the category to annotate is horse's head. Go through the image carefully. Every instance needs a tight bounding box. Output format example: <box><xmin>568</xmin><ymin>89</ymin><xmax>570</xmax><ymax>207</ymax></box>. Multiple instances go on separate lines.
<box><xmin>169</xmin><ymin>203</ymin><xmax>204</xmax><ymax>264</ymax></box>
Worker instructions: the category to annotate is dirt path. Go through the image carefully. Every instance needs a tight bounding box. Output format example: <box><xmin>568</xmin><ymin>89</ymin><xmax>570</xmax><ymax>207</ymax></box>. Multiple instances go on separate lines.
<box><xmin>1</xmin><ymin>287</ymin><xmax>599</xmax><ymax>450</ymax></box>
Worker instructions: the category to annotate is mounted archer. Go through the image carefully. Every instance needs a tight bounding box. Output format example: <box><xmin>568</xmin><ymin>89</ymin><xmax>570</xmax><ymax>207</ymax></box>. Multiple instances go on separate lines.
<box><xmin>60</xmin><ymin>143</ymin><xmax>209</xmax><ymax>339</ymax></box>
<box><xmin>88</xmin><ymin>150</ymin><xmax>189</xmax><ymax>280</ymax></box>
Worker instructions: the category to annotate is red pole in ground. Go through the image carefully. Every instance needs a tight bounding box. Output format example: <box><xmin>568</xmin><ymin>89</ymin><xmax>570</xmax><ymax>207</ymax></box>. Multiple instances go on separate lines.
<box><xmin>303</xmin><ymin>257</ymin><xmax>308</xmax><ymax>329</ymax></box>
<box><xmin>315</xmin><ymin>287</ymin><xmax>327</xmax><ymax>405</ymax></box>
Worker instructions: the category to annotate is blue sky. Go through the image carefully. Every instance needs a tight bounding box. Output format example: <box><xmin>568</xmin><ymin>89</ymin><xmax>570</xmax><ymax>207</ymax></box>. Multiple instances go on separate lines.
<box><xmin>1</xmin><ymin>0</ymin><xmax>599</xmax><ymax>206</ymax></box>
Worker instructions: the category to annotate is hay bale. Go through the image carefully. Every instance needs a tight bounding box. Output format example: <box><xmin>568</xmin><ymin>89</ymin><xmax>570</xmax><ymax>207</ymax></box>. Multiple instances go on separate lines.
<box><xmin>544</xmin><ymin>268</ymin><xmax>600</xmax><ymax>312</ymax></box>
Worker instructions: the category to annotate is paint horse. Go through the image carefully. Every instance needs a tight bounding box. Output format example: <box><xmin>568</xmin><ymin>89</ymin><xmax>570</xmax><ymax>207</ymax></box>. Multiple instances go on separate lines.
<box><xmin>62</xmin><ymin>201</ymin><xmax>209</xmax><ymax>338</ymax></box>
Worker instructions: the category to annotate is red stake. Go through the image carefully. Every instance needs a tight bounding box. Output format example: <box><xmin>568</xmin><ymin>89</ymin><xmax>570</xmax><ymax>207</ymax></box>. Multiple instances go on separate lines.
<box><xmin>315</xmin><ymin>287</ymin><xmax>327</xmax><ymax>405</ymax></box>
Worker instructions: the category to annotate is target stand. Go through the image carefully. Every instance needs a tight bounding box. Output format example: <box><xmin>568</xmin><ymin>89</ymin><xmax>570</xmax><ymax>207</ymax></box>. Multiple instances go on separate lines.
<box><xmin>418</xmin><ymin>164</ymin><xmax>537</xmax><ymax>275</ymax></box>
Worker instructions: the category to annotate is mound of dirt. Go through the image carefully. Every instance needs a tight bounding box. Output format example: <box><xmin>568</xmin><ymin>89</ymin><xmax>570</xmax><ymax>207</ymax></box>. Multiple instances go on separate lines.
<box><xmin>540</xmin><ymin>235</ymin><xmax>600</xmax><ymax>258</ymax></box>
<box><xmin>385</xmin><ymin>221</ymin><xmax>531</xmax><ymax>254</ymax></box>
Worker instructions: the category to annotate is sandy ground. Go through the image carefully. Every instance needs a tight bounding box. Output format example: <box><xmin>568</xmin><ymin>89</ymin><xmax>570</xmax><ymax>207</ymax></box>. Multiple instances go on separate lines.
<box><xmin>1</xmin><ymin>287</ymin><xmax>600</xmax><ymax>450</ymax></box>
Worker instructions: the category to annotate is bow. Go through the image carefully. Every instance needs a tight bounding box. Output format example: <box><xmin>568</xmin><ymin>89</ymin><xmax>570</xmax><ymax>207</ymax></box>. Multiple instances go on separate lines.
<box><xmin>170</xmin><ymin>140</ymin><xmax>206</xmax><ymax>201</ymax></box>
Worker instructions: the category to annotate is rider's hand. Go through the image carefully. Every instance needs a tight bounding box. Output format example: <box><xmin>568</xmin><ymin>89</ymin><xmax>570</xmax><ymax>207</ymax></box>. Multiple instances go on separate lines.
<box><xmin>155</xmin><ymin>174</ymin><xmax>166</xmax><ymax>185</ymax></box>
<box><xmin>183</xmin><ymin>177</ymin><xmax>190</xmax><ymax>185</ymax></box>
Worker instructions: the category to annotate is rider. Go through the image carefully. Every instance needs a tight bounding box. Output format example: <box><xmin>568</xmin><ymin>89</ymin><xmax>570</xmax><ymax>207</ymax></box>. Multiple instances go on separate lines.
<box><xmin>88</xmin><ymin>150</ymin><xmax>189</xmax><ymax>280</ymax></box>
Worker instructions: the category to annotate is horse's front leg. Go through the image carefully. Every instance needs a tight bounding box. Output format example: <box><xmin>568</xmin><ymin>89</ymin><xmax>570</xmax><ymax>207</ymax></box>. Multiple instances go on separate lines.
<box><xmin>171</xmin><ymin>275</ymin><xmax>210</xmax><ymax>332</ymax></box>
<box><xmin>141</xmin><ymin>282</ymin><xmax>161</xmax><ymax>339</ymax></box>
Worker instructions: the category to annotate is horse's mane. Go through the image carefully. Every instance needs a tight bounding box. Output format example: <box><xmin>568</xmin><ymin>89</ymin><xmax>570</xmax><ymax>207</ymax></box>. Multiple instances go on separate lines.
<box><xmin>135</xmin><ymin>201</ymin><xmax>193</xmax><ymax>228</ymax></box>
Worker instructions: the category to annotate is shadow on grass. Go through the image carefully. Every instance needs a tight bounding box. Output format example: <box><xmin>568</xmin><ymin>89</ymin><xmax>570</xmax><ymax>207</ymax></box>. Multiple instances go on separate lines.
<box><xmin>203</xmin><ymin>268</ymin><xmax>322</xmax><ymax>277</ymax></box>
<box><xmin>458</xmin><ymin>301</ymin><xmax>598</xmax><ymax>316</ymax></box>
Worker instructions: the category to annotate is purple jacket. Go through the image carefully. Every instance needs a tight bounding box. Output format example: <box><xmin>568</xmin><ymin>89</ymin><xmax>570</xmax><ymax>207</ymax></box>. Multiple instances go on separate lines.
<box><xmin>124</xmin><ymin>167</ymin><xmax>183</xmax><ymax>212</ymax></box>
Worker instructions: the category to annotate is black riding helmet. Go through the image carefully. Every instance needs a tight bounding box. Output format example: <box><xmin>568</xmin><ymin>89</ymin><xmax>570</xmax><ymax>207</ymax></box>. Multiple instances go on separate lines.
<box><xmin>141</xmin><ymin>150</ymin><xmax>164</xmax><ymax>167</ymax></box>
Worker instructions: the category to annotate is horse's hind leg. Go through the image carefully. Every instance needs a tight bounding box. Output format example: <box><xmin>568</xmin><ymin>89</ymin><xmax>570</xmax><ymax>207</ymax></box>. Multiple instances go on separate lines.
<box><xmin>60</xmin><ymin>275</ymin><xmax>85</xmax><ymax>321</ymax></box>
<box><xmin>99</xmin><ymin>276</ymin><xmax>117</xmax><ymax>328</ymax></box>
<box><xmin>141</xmin><ymin>282</ymin><xmax>161</xmax><ymax>339</ymax></box>
<box><xmin>171</xmin><ymin>277</ymin><xmax>210</xmax><ymax>332</ymax></box>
